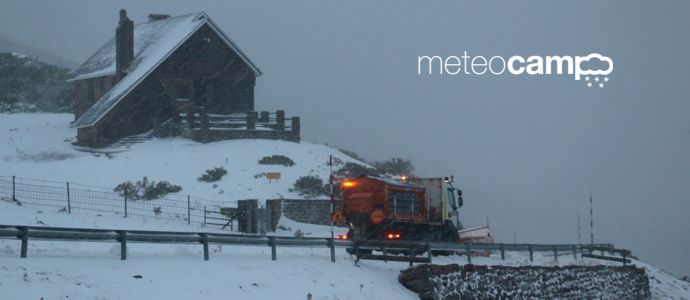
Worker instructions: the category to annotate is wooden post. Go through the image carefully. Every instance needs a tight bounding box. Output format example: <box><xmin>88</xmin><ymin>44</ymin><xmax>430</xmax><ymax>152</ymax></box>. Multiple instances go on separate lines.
<box><xmin>19</xmin><ymin>226</ymin><xmax>28</xmax><ymax>258</ymax></box>
<box><xmin>260</xmin><ymin>111</ymin><xmax>269</xmax><ymax>122</ymax></box>
<box><xmin>201</xmin><ymin>233</ymin><xmax>209</xmax><ymax>261</ymax></box>
<box><xmin>290</xmin><ymin>117</ymin><xmax>300</xmax><ymax>142</ymax></box>
<box><xmin>269</xmin><ymin>237</ymin><xmax>276</xmax><ymax>261</ymax></box>
<box><xmin>276</xmin><ymin>110</ymin><xmax>285</xmax><ymax>130</ymax></box>
<box><xmin>465</xmin><ymin>244</ymin><xmax>471</xmax><ymax>264</ymax></box>
<box><xmin>528</xmin><ymin>245</ymin><xmax>533</xmax><ymax>262</ymax></box>
<box><xmin>186</xmin><ymin>111</ymin><xmax>195</xmax><ymax>129</ymax></box>
<box><xmin>203</xmin><ymin>206</ymin><xmax>207</xmax><ymax>227</ymax></box>
<box><xmin>187</xmin><ymin>195</ymin><xmax>191</xmax><ymax>225</ymax></box>
<box><xmin>118</xmin><ymin>231</ymin><xmax>127</xmax><ymax>260</ymax></box>
<box><xmin>553</xmin><ymin>245</ymin><xmax>558</xmax><ymax>262</ymax></box>
<box><xmin>124</xmin><ymin>193</ymin><xmax>128</xmax><ymax>218</ymax></box>
<box><xmin>200</xmin><ymin>111</ymin><xmax>209</xmax><ymax>132</ymax></box>
<box><xmin>500</xmin><ymin>244</ymin><xmax>505</xmax><ymax>260</ymax></box>
<box><xmin>246</xmin><ymin>112</ymin><xmax>256</xmax><ymax>130</ymax></box>
<box><xmin>66</xmin><ymin>182</ymin><xmax>71</xmax><ymax>214</ymax></box>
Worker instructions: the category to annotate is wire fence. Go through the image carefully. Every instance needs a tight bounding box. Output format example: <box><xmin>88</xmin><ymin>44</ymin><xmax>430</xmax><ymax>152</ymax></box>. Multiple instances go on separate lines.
<box><xmin>0</xmin><ymin>175</ymin><xmax>235</xmax><ymax>229</ymax></box>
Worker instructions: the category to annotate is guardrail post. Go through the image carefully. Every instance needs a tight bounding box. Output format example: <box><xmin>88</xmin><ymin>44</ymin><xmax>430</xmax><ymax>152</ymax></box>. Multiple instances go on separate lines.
<box><xmin>426</xmin><ymin>242</ymin><xmax>432</xmax><ymax>264</ymax></box>
<box><xmin>12</xmin><ymin>175</ymin><xmax>16</xmax><ymax>201</ymax></box>
<box><xmin>124</xmin><ymin>194</ymin><xmax>128</xmax><ymax>218</ymax></box>
<box><xmin>201</xmin><ymin>233</ymin><xmax>209</xmax><ymax>261</ymax></box>
<box><xmin>528</xmin><ymin>245</ymin><xmax>533</xmax><ymax>262</ymax></box>
<box><xmin>18</xmin><ymin>226</ymin><xmax>28</xmax><ymax>258</ymax></box>
<box><xmin>465</xmin><ymin>244</ymin><xmax>471</xmax><ymax>264</ymax></box>
<box><xmin>622</xmin><ymin>250</ymin><xmax>628</xmax><ymax>266</ymax></box>
<box><xmin>118</xmin><ymin>231</ymin><xmax>127</xmax><ymax>260</ymax></box>
<box><xmin>500</xmin><ymin>244</ymin><xmax>505</xmax><ymax>260</ymax></box>
<box><xmin>269</xmin><ymin>237</ymin><xmax>276</xmax><ymax>261</ymax></box>
<box><xmin>553</xmin><ymin>245</ymin><xmax>558</xmax><ymax>262</ymax></box>
<box><xmin>66</xmin><ymin>182</ymin><xmax>71</xmax><ymax>214</ymax></box>
<box><xmin>327</xmin><ymin>238</ymin><xmax>335</xmax><ymax>263</ymax></box>
<box><xmin>187</xmin><ymin>195</ymin><xmax>191</xmax><ymax>225</ymax></box>
<box><xmin>572</xmin><ymin>245</ymin><xmax>577</xmax><ymax>260</ymax></box>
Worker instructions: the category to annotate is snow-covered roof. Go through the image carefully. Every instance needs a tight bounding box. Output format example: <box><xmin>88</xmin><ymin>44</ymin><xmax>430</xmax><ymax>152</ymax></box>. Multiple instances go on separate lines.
<box><xmin>70</xmin><ymin>12</ymin><xmax>262</xmax><ymax>129</ymax></box>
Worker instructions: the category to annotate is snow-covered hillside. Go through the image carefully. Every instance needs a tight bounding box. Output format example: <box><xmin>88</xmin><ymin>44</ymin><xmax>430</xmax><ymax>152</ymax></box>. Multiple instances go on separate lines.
<box><xmin>2</xmin><ymin>113</ymin><xmax>362</xmax><ymax>203</ymax></box>
<box><xmin>1</xmin><ymin>113</ymin><xmax>689</xmax><ymax>299</ymax></box>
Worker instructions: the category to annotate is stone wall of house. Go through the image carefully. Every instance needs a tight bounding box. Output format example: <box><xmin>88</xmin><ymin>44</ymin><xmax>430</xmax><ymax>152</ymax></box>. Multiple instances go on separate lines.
<box><xmin>266</xmin><ymin>199</ymin><xmax>338</xmax><ymax>231</ymax></box>
<box><xmin>399</xmin><ymin>264</ymin><xmax>650</xmax><ymax>300</ymax></box>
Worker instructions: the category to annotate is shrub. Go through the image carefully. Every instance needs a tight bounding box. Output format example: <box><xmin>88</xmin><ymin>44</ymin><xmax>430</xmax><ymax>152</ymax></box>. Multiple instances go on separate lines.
<box><xmin>198</xmin><ymin>167</ymin><xmax>228</xmax><ymax>182</ymax></box>
<box><xmin>335</xmin><ymin>162</ymin><xmax>379</xmax><ymax>179</ymax></box>
<box><xmin>258</xmin><ymin>155</ymin><xmax>295</xmax><ymax>167</ymax></box>
<box><xmin>114</xmin><ymin>177</ymin><xmax>182</xmax><ymax>200</ymax></box>
<box><xmin>373</xmin><ymin>157</ymin><xmax>415</xmax><ymax>176</ymax></box>
<box><xmin>290</xmin><ymin>175</ymin><xmax>327</xmax><ymax>197</ymax></box>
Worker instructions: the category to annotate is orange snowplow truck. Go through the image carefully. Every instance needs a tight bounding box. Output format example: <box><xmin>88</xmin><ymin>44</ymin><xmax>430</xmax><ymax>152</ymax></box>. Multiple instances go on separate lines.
<box><xmin>335</xmin><ymin>176</ymin><xmax>463</xmax><ymax>242</ymax></box>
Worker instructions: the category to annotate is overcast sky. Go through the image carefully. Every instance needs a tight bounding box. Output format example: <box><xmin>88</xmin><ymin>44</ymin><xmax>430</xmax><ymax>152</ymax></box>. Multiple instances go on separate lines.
<box><xmin>1</xmin><ymin>0</ymin><xmax>689</xmax><ymax>277</ymax></box>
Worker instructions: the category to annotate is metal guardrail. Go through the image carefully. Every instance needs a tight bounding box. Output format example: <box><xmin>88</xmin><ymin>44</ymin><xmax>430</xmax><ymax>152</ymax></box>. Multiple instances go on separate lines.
<box><xmin>0</xmin><ymin>224</ymin><xmax>631</xmax><ymax>265</ymax></box>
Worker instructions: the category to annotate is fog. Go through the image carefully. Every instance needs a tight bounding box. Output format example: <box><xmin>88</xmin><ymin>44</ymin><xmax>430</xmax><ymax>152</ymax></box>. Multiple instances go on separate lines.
<box><xmin>1</xmin><ymin>0</ymin><xmax>688</xmax><ymax>276</ymax></box>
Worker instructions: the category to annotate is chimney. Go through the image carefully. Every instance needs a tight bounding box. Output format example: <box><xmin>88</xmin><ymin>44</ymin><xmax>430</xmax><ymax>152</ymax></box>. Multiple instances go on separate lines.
<box><xmin>148</xmin><ymin>14</ymin><xmax>171</xmax><ymax>22</ymax></box>
<box><xmin>116</xmin><ymin>9</ymin><xmax>134</xmax><ymax>78</ymax></box>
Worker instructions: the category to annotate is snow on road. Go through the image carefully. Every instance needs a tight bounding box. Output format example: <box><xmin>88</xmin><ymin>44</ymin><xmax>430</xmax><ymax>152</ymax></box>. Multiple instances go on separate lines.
<box><xmin>1</xmin><ymin>200</ymin><xmax>689</xmax><ymax>299</ymax></box>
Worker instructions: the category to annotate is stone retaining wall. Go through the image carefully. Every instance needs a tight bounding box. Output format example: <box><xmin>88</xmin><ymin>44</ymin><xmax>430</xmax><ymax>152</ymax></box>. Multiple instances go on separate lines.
<box><xmin>399</xmin><ymin>264</ymin><xmax>650</xmax><ymax>300</ymax></box>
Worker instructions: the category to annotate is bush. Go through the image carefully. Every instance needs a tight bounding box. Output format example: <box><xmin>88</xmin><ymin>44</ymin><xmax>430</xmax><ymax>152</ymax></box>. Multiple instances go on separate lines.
<box><xmin>114</xmin><ymin>177</ymin><xmax>182</xmax><ymax>200</ymax></box>
<box><xmin>258</xmin><ymin>155</ymin><xmax>295</xmax><ymax>167</ymax></box>
<box><xmin>198</xmin><ymin>167</ymin><xmax>228</xmax><ymax>182</ymax></box>
<box><xmin>373</xmin><ymin>157</ymin><xmax>415</xmax><ymax>176</ymax></box>
<box><xmin>290</xmin><ymin>175</ymin><xmax>327</xmax><ymax>197</ymax></box>
<box><xmin>335</xmin><ymin>162</ymin><xmax>379</xmax><ymax>179</ymax></box>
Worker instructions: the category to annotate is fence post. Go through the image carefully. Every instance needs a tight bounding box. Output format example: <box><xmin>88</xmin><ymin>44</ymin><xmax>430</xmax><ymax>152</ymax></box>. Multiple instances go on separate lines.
<box><xmin>201</xmin><ymin>233</ymin><xmax>209</xmax><ymax>261</ymax></box>
<box><xmin>124</xmin><ymin>194</ymin><xmax>128</xmax><ymax>218</ymax></box>
<box><xmin>500</xmin><ymin>244</ymin><xmax>505</xmax><ymax>260</ymax></box>
<box><xmin>12</xmin><ymin>175</ymin><xmax>16</xmax><ymax>201</ymax></box>
<box><xmin>528</xmin><ymin>245</ymin><xmax>534</xmax><ymax>262</ymax></box>
<box><xmin>327</xmin><ymin>238</ymin><xmax>335</xmax><ymax>263</ymax></box>
<box><xmin>269</xmin><ymin>236</ymin><xmax>276</xmax><ymax>261</ymax></box>
<box><xmin>118</xmin><ymin>231</ymin><xmax>127</xmax><ymax>260</ymax></box>
<box><xmin>187</xmin><ymin>195</ymin><xmax>191</xmax><ymax>225</ymax></box>
<box><xmin>465</xmin><ymin>244</ymin><xmax>471</xmax><ymax>264</ymax></box>
<box><xmin>19</xmin><ymin>226</ymin><xmax>28</xmax><ymax>258</ymax></box>
<box><xmin>66</xmin><ymin>182</ymin><xmax>71</xmax><ymax>214</ymax></box>
<box><xmin>203</xmin><ymin>206</ymin><xmax>207</xmax><ymax>227</ymax></box>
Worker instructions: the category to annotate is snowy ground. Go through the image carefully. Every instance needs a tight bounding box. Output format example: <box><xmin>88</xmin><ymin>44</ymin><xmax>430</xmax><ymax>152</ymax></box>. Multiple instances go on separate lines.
<box><xmin>2</xmin><ymin>113</ymin><xmax>362</xmax><ymax>203</ymax></box>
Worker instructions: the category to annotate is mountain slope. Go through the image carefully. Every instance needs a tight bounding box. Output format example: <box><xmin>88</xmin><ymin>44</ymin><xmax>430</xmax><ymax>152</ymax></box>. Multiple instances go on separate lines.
<box><xmin>0</xmin><ymin>34</ymin><xmax>78</xmax><ymax>68</ymax></box>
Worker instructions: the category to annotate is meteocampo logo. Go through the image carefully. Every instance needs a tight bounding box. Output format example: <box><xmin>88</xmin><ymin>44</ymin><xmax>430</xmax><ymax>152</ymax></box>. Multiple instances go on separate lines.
<box><xmin>417</xmin><ymin>51</ymin><xmax>613</xmax><ymax>88</ymax></box>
